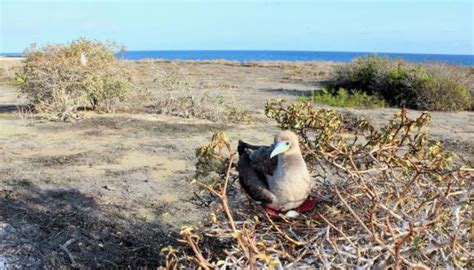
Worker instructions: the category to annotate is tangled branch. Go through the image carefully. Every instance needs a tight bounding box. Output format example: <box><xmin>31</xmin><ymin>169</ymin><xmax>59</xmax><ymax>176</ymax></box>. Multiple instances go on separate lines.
<box><xmin>163</xmin><ymin>100</ymin><xmax>472</xmax><ymax>268</ymax></box>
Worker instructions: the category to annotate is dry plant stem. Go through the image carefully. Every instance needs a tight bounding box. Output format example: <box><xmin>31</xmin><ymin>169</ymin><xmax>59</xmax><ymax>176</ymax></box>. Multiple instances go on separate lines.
<box><xmin>220</xmin><ymin>153</ymin><xmax>237</xmax><ymax>231</ymax></box>
<box><xmin>334</xmin><ymin>187</ymin><xmax>371</xmax><ymax>235</ymax></box>
<box><xmin>333</xmin><ymin>186</ymin><xmax>423</xmax><ymax>268</ymax></box>
<box><xmin>264</xmin><ymin>212</ymin><xmax>305</xmax><ymax>246</ymax></box>
<box><xmin>194</xmin><ymin>152</ymin><xmax>258</xmax><ymax>263</ymax></box>
<box><xmin>316</xmin><ymin>213</ymin><xmax>356</xmax><ymax>249</ymax></box>
<box><xmin>183</xmin><ymin>233</ymin><xmax>212</xmax><ymax>269</ymax></box>
<box><xmin>241</xmin><ymin>225</ymin><xmax>256</xmax><ymax>270</ymax></box>
<box><xmin>59</xmin><ymin>238</ymin><xmax>77</xmax><ymax>267</ymax></box>
<box><xmin>220</xmin><ymin>154</ymin><xmax>260</xmax><ymax>261</ymax></box>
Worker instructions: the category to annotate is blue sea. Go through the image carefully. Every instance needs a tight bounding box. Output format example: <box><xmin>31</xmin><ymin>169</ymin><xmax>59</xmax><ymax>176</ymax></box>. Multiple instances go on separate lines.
<box><xmin>118</xmin><ymin>51</ymin><xmax>474</xmax><ymax>66</ymax></box>
<box><xmin>2</xmin><ymin>50</ymin><xmax>473</xmax><ymax>66</ymax></box>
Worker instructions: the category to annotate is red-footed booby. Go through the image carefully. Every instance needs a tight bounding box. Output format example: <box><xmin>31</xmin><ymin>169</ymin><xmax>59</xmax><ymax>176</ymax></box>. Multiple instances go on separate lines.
<box><xmin>237</xmin><ymin>130</ymin><xmax>315</xmax><ymax>216</ymax></box>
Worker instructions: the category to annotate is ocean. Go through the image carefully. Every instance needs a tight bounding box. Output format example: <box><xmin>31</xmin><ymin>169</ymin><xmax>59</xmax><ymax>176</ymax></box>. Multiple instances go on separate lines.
<box><xmin>117</xmin><ymin>50</ymin><xmax>473</xmax><ymax>66</ymax></box>
<box><xmin>2</xmin><ymin>50</ymin><xmax>473</xmax><ymax>66</ymax></box>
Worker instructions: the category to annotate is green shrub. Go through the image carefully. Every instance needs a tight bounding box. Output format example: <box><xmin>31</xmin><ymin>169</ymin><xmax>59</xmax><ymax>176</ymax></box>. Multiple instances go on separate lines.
<box><xmin>330</xmin><ymin>55</ymin><xmax>472</xmax><ymax>111</ymax></box>
<box><xmin>17</xmin><ymin>38</ymin><xmax>133</xmax><ymax>120</ymax></box>
<box><xmin>303</xmin><ymin>88</ymin><xmax>385</xmax><ymax>108</ymax></box>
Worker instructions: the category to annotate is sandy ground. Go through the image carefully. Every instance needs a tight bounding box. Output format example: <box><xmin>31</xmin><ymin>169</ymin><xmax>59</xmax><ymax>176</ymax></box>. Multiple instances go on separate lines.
<box><xmin>0</xmin><ymin>58</ymin><xmax>472</xmax><ymax>268</ymax></box>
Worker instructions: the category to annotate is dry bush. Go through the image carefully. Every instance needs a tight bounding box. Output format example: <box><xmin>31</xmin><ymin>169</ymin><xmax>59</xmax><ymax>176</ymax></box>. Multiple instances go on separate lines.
<box><xmin>16</xmin><ymin>105</ymin><xmax>37</xmax><ymax>126</ymax></box>
<box><xmin>193</xmin><ymin>132</ymin><xmax>234</xmax><ymax>198</ymax></box>
<box><xmin>16</xmin><ymin>38</ymin><xmax>133</xmax><ymax>120</ymax></box>
<box><xmin>150</xmin><ymin>66</ymin><xmax>253</xmax><ymax>123</ymax></box>
<box><xmin>282</xmin><ymin>64</ymin><xmax>327</xmax><ymax>82</ymax></box>
<box><xmin>421</xmin><ymin>62</ymin><xmax>474</xmax><ymax>110</ymax></box>
<box><xmin>330</xmin><ymin>55</ymin><xmax>473</xmax><ymax>111</ymax></box>
<box><xmin>163</xmin><ymin>100</ymin><xmax>472</xmax><ymax>268</ymax></box>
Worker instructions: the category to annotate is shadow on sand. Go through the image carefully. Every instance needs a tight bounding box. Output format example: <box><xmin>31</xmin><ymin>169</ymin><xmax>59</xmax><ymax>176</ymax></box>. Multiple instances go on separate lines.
<box><xmin>0</xmin><ymin>181</ymin><xmax>175</xmax><ymax>268</ymax></box>
<box><xmin>0</xmin><ymin>104</ymin><xmax>29</xmax><ymax>114</ymax></box>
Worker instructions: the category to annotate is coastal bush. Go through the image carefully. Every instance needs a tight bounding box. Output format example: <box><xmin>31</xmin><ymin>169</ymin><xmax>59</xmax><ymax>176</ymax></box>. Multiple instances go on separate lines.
<box><xmin>330</xmin><ymin>55</ymin><xmax>472</xmax><ymax>111</ymax></box>
<box><xmin>16</xmin><ymin>38</ymin><xmax>133</xmax><ymax>120</ymax></box>
<box><xmin>151</xmin><ymin>66</ymin><xmax>253</xmax><ymax>123</ymax></box>
<box><xmin>162</xmin><ymin>100</ymin><xmax>472</xmax><ymax>268</ymax></box>
<box><xmin>304</xmin><ymin>88</ymin><xmax>385</xmax><ymax>108</ymax></box>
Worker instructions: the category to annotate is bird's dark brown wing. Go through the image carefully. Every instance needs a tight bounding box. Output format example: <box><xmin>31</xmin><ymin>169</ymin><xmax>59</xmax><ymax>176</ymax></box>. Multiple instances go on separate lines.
<box><xmin>237</xmin><ymin>140</ymin><xmax>278</xmax><ymax>204</ymax></box>
<box><xmin>237</xmin><ymin>151</ymin><xmax>275</xmax><ymax>204</ymax></box>
<box><xmin>237</xmin><ymin>140</ymin><xmax>277</xmax><ymax>176</ymax></box>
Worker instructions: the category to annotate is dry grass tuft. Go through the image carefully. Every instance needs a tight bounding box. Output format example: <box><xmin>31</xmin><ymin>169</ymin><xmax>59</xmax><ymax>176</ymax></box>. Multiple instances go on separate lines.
<box><xmin>163</xmin><ymin>100</ymin><xmax>472</xmax><ymax>268</ymax></box>
<box><xmin>16</xmin><ymin>105</ymin><xmax>38</xmax><ymax>126</ymax></box>
<box><xmin>0</xmin><ymin>57</ymin><xmax>23</xmax><ymax>85</ymax></box>
<box><xmin>149</xmin><ymin>65</ymin><xmax>253</xmax><ymax>123</ymax></box>
<box><xmin>281</xmin><ymin>64</ymin><xmax>327</xmax><ymax>83</ymax></box>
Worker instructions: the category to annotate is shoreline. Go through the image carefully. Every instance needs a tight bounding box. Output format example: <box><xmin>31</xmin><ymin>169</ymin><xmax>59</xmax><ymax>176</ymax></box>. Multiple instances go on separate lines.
<box><xmin>2</xmin><ymin>53</ymin><xmax>473</xmax><ymax>67</ymax></box>
<box><xmin>3</xmin><ymin>57</ymin><xmax>473</xmax><ymax>70</ymax></box>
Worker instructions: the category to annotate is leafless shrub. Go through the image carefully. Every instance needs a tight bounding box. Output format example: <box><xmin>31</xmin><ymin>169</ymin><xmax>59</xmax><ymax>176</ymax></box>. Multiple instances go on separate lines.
<box><xmin>423</xmin><ymin>62</ymin><xmax>474</xmax><ymax>109</ymax></box>
<box><xmin>150</xmin><ymin>66</ymin><xmax>253</xmax><ymax>123</ymax></box>
<box><xmin>282</xmin><ymin>64</ymin><xmax>328</xmax><ymax>82</ymax></box>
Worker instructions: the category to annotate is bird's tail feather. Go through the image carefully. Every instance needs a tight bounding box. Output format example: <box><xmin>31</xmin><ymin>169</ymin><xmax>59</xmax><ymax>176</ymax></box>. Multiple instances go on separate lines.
<box><xmin>237</xmin><ymin>140</ymin><xmax>247</xmax><ymax>156</ymax></box>
<box><xmin>238</xmin><ymin>140</ymin><xmax>264</xmax><ymax>156</ymax></box>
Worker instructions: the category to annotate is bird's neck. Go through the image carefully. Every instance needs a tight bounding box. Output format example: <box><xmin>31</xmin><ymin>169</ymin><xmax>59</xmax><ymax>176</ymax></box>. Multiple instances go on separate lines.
<box><xmin>278</xmin><ymin>149</ymin><xmax>304</xmax><ymax>168</ymax></box>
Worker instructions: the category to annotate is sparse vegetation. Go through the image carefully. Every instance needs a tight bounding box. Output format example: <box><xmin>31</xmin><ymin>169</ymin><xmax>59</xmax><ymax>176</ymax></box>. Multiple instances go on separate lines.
<box><xmin>1</xmin><ymin>55</ymin><xmax>473</xmax><ymax>268</ymax></box>
<box><xmin>16</xmin><ymin>38</ymin><xmax>133</xmax><ymax>120</ymax></box>
<box><xmin>303</xmin><ymin>88</ymin><xmax>385</xmax><ymax>108</ymax></box>
<box><xmin>0</xmin><ymin>58</ymin><xmax>23</xmax><ymax>85</ymax></box>
<box><xmin>16</xmin><ymin>105</ymin><xmax>37</xmax><ymax>126</ymax></box>
<box><xmin>329</xmin><ymin>55</ymin><xmax>473</xmax><ymax>111</ymax></box>
<box><xmin>165</xmin><ymin>100</ymin><xmax>472</xmax><ymax>268</ymax></box>
<box><xmin>282</xmin><ymin>64</ymin><xmax>327</xmax><ymax>82</ymax></box>
<box><xmin>150</xmin><ymin>66</ymin><xmax>253</xmax><ymax>123</ymax></box>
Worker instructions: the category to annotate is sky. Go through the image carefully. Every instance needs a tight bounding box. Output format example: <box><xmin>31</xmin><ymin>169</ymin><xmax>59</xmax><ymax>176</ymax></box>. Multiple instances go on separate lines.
<box><xmin>1</xmin><ymin>0</ymin><xmax>473</xmax><ymax>55</ymax></box>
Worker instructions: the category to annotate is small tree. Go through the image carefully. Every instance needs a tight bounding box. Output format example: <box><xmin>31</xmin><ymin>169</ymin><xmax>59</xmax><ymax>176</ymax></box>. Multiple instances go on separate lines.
<box><xmin>17</xmin><ymin>38</ymin><xmax>133</xmax><ymax>120</ymax></box>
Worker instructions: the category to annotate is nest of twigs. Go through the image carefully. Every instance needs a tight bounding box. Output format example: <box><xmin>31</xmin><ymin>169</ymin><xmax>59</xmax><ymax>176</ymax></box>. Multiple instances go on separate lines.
<box><xmin>162</xmin><ymin>100</ymin><xmax>473</xmax><ymax>269</ymax></box>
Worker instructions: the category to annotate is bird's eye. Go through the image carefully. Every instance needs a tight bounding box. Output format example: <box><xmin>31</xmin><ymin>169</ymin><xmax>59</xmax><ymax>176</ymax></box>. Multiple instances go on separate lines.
<box><xmin>286</xmin><ymin>142</ymin><xmax>290</xmax><ymax>146</ymax></box>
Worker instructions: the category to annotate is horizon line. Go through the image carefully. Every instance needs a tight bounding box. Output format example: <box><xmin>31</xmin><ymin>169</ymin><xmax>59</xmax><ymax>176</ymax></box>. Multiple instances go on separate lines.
<box><xmin>1</xmin><ymin>49</ymin><xmax>473</xmax><ymax>57</ymax></box>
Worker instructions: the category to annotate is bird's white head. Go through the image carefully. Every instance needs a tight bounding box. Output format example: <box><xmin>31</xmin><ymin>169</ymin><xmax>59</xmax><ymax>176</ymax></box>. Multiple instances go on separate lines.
<box><xmin>270</xmin><ymin>130</ymin><xmax>300</xmax><ymax>158</ymax></box>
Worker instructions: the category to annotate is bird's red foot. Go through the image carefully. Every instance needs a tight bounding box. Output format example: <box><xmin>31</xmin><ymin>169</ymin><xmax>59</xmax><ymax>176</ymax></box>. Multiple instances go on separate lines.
<box><xmin>264</xmin><ymin>199</ymin><xmax>317</xmax><ymax>217</ymax></box>
<box><xmin>295</xmin><ymin>198</ymin><xmax>318</xmax><ymax>213</ymax></box>
<box><xmin>264</xmin><ymin>206</ymin><xmax>281</xmax><ymax>217</ymax></box>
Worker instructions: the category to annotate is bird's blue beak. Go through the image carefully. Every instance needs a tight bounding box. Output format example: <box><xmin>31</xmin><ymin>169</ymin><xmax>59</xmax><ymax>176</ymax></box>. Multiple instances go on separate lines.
<box><xmin>270</xmin><ymin>141</ymin><xmax>290</xmax><ymax>158</ymax></box>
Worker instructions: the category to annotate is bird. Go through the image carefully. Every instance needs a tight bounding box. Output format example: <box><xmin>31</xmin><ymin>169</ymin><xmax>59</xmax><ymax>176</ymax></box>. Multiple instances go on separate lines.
<box><xmin>237</xmin><ymin>130</ymin><xmax>316</xmax><ymax>216</ymax></box>
<box><xmin>80</xmin><ymin>52</ymin><xmax>88</xmax><ymax>66</ymax></box>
